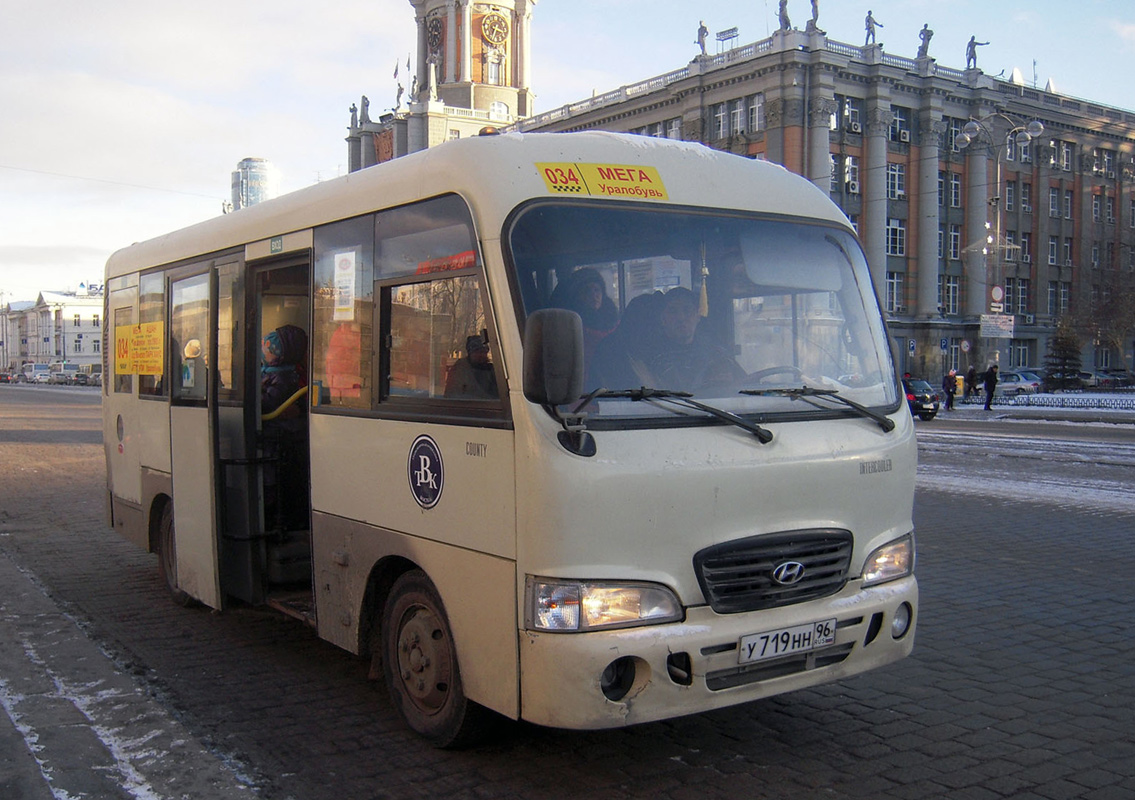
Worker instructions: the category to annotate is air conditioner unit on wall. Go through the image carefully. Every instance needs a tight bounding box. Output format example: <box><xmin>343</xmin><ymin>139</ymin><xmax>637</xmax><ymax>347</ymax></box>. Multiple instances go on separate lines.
<box><xmin>849</xmin><ymin>121</ymin><xmax>862</xmax><ymax>134</ymax></box>
<box><xmin>1022</xmin><ymin>254</ymin><xmax>1031</xmax><ymax>263</ymax></box>
<box><xmin>1022</xmin><ymin>314</ymin><xmax>1035</xmax><ymax>324</ymax></box>
<box><xmin>848</xmin><ymin>180</ymin><xmax>860</xmax><ymax>194</ymax></box>
<box><xmin>1107</xmin><ymin>171</ymin><xmax>1116</xmax><ymax>179</ymax></box>
<box><xmin>899</xmin><ymin>129</ymin><xmax>911</xmax><ymax>143</ymax></box>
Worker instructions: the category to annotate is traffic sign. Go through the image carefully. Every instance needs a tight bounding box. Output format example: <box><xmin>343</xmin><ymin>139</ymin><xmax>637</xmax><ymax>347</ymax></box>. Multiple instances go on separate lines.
<box><xmin>940</xmin><ymin>338</ymin><xmax>948</xmax><ymax>351</ymax></box>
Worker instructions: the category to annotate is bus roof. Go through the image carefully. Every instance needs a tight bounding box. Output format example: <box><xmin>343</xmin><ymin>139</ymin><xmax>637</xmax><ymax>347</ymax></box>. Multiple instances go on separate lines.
<box><xmin>105</xmin><ymin>131</ymin><xmax>851</xmax><ymax>278</ymax></box>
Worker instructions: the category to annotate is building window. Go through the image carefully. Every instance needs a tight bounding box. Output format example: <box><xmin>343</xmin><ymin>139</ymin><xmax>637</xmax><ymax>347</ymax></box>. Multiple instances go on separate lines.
<box><xmin>1016</xmin><ymin>278</ymin><xmax>1030</xmax><ymax>314</ymax></box>
<box><xmin>890</xmin><ymin>106</ymin><xmax>910</xmax><ymax>141</ymax></box>
<box><xmin>1048</xmin><ymin>281</ymin><xmax>1058</xmax><ymax>315</ymax></box>
<box><xmin>73</xmin><ymin>314</ymin><xmax>81</xmax><ymax>327</ymax></box>
<box><xmin>712</xmin><ymin>103</ymin><xmax>727</xmax><ymax>139</ymax></box>
<box><xmin>1063</xmin><ymin>238</ymin><xmax>1073</xmax><ymax>265</ymax></box>
<box><xmin>1049</xmin><ymin>187</ymin><xmax>1060</xmax><ymax>218</ymax></box>
<box><xmin>731</xmin><ymin>100</ymin><xmax>746</xmax><ymax>136</ymax></box>
<box><xmin>1048</xmin><ymin>236</ymin><xmax>1058</xmax><ymax>265</ymax></box>
<box><xmin>1060</xmin><ymin>141</ymin><xmax>1073</xmax><ymax>171</ymax></box>
<box><xmin>938</xmin><ymin>171</ymin><xmax>945</xmax><ymax>206</ymax></box>
<box><xmin>1106</xmin><ymin>196</ymin><xmax>1115</xmax><ymax>224</ymax></box>
<box><xmin>748</xmin><ymin>94</ymin><xmax>765</xmax><ymax>133</ymax></box>
<box><xmin>1005</xmin><ymin>277</ymin><xmax>1016</xmax><ymax>314</ymax></box>
<box><xmin>847</xmin><ymin>214</ymin><xmax>859</xmax><ymax>235</ymax></box>
<box><xmin>1005</xmin><ymin>181</ymin><xmax>1016</xmax><ymax>211</ymax></box>
<box><xmin>886</xmin><ymin>218</ymin><xmax>906</xmax><ymax>256</ymax></box>
<box><xmin>93</xmin><ymin>314</ymin><xmax>100</xmax><ymax>328</ymax></box>
<box><xmin>830</xmin><ymin>154</ymin><xmax>840</xmax><ymax>193</ymax></box>
<box><xmin>949</xmin><ymin>173</ymin><xmax>962</xmax><ymax>208</ymax></box>
<box><xmin>943</xmin><ymin>275</ymin><xmax>960</xmax><ymax>315</ymax></box>
<box><xmin>448</xmin><ymin>129</ymin><xmax>461</xmax><ymax>141</ymax></box>
<box><xmin>1020</xmin><ymin>183</ymin><xmax>1032</xmax><ymax>213</ymax></box>
<box><xmin>938</xmin><ymin>225</ymin><xmax>944</xmax><ymax>259</ymax></box>
<box><xmin>1021</xmin><ymin>232</ymin><xmax>1032</xmax><ymax>262</ymax></box>
<box><xmin>947</xmin><ymin>118</ymin><xmax>964</xmax><ymax>152</ymax></box>
<box><xmin>1005</xmin><ymin>231</ymin><xmax>1017</xmax><ymax>262</ymax></box>
<box><xmin>1093</xmin><ymin>194</ymin><xmax>1101</xmax><ymax>221</ymax></box>
<box><xmin>844</xmin><ymin>155</ymin><xmax>860</xmax><ymax>189</ymax></box>
<box><xmin>1091</xmin><ymin>242</ymin><xmax>1100</xmax><ymax>267</ymax></box>
<box><xmin>1064</xmin><ymin>190</ymin><xmax>1073</xmax><ymax>219</ymax></box>
<box><xmin>948</xmin><ymin>224</ymin><xmax>961</xmax><ymax>260</ymax></box>
<box><xmin>886</xmin><ymin>163</ymin><xmax>906</xmax><ymax>199</ymax></box>
<box><xmin>885</xmin><ymin>272</ymin><xmax>904</xmax><ymax>313</ymax></box>
<box><xmin>667</xmin><ymin>118</ymin><xmax>681</xmax><ymax>140</ymax></box>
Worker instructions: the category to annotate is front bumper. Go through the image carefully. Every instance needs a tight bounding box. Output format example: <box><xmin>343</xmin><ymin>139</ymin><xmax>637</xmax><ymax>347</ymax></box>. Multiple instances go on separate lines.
<box><xmin>518</xmin><ymin>575</ymin><xmax>917</xmax><ymax>729</ymax></box>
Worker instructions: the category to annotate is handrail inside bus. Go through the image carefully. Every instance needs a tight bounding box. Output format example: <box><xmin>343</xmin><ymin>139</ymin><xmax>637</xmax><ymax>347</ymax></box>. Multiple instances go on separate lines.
<box><xmin>262</xmin><ymin>385</ymin><xmax>308</xmax><ymax>421</ymax></box>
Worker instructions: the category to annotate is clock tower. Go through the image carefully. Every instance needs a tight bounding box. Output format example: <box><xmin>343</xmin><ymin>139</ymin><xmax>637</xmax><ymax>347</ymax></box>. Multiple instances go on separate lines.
<box><xmin>408</xmin><ymin>0</ymin><xmax>535</xmax><ymax>119</ymax></box>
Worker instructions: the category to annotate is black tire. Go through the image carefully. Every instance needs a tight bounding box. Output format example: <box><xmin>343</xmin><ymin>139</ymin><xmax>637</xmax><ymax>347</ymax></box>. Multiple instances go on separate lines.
<box><xmin>918</xmin><ymin>412</ymin><xmax>936</xmax><ymax>421</ymax></box>
<box><xmin>380</xmin><ymin>569</ymin><xmax>496</xmax><ymax>748</ymax></box>
<box><xmin>155</xmin><ymin>501</ymin><xmax>195</xmax><ymax>607</ymax></box>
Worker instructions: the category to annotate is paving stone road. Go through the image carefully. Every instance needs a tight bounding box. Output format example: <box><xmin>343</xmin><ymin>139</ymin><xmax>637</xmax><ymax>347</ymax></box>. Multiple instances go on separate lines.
<box><xmin>1</xmin><ymin>386</ymin><xmax>1133</xmax><ymax>799</ymax></box>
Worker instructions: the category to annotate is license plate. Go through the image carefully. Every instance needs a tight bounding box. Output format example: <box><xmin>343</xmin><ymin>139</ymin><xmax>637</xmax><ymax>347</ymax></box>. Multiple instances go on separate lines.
<box><xmin>738</xmin><ymin>619</ymin><xmax>837</xmax><ymax>664</ymax></box>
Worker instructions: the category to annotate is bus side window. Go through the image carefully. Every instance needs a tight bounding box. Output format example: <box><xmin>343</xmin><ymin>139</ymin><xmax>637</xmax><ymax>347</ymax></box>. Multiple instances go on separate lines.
<box><xmin>385</xmin><ymin>275</ymin><xmax>498</xmax><ymax>402</ymax></box>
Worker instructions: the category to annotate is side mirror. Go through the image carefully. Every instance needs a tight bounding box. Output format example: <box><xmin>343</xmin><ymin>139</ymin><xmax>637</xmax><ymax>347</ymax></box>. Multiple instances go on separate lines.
<box><xmin>523</xmin><ymin>308</ymin><xmax>585</xmax><ymax>406</ymax></box>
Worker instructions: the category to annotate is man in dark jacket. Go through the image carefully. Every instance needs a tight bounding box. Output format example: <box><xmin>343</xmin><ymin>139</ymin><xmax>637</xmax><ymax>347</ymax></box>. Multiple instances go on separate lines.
<box><xmin>983</xmin><ymin>364</ymin><xmax>998</xmax><ymax>410</ymax></box>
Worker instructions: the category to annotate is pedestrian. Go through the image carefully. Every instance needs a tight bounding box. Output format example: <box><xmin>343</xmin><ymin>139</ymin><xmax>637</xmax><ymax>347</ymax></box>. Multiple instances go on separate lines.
<box><xmin>942</xmin><ymin>369</ymin><xmax>956</xmax><ymax>410</ymax></box>
<box><xmin>982</xmin><ymin>364</ymin><xmax>998</xmax><ymax>410</ymax></box>
<box><xmin>964</xmin><ymin>365</ymin><xmax>977</xmax><ymax>401</ymax></box>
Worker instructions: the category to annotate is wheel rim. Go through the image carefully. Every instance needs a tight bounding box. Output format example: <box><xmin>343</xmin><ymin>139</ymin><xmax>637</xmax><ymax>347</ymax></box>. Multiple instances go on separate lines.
<box><xmin>394</xmin><ymin>603</ymin><xmax>454</xmax><ymax>715</ymax></box>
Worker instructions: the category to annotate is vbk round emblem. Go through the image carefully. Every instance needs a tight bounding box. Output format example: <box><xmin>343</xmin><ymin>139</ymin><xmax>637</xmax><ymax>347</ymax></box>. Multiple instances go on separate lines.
<box><xmin>408</xmin><ymin>435</ymin><xmax>444</xmax><ymax>509</ymax></box>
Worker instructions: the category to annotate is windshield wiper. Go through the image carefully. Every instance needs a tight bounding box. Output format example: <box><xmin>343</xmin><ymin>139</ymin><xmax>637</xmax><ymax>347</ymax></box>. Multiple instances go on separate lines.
<box><xmin>580</xmin><ymin>387</ymin><xmax>773</xmax><ymax>444</ymax></box>
<box><xmin>740</xmin><ymin>386</ymin><xmax>895</xmax><ymax>433</ymax></box>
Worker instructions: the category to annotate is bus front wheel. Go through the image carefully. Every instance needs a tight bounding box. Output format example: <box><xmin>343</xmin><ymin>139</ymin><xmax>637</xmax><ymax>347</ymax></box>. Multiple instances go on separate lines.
<box><xmin>155</xmin><ymin>501</ymin><xmax>194</xmax><ymax>607</ymax></box>
<box><xmin>380</xmin><ymin>569</ymin><xmax>494</xmax><ymax>748</ymax></box>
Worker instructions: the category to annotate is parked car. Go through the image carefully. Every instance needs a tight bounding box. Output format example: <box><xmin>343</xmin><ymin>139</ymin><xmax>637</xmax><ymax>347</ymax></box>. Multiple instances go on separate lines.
<box><xmin>903</xmin><ymin>378</ymin><xmax>939</xmax><ymax>420</ymax></box>
<box><xmin>71</xmin><ymin>373</ymin><xmax>90</xmax><ymax>386</ymax></box>
<box><xmin>0</xmin><ymin>372</ymin><xmax>11</xmax><ymax>383</ymax></box>
<box><xmin>1043</xmin><ymin>370</ymin><xmax>1084</xmax><ymax>391</ymax></box>
<box><xmin>1099</xmin><ymin>368</ymin><xmax>1132</xmax><ymax>387</ymax></box>
<box><xmin>997</xmin><ymin>371</ymin><xmax>1040</xmax><ymax>397</ymax></box>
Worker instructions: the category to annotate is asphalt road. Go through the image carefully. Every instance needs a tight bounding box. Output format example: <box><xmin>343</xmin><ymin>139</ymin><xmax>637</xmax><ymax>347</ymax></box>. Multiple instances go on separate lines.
<box><xmin>1</xmin><ymin>385</ymin><xmax>1133</xmax><ymax>799</ymax></box>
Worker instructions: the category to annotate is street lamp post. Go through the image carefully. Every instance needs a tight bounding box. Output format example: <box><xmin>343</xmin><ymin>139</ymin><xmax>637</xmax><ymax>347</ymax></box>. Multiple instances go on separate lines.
<box><xmin>955</xmin><ymin>112</ymin><xmax>1044</xmax><ymax>368</ymax></box>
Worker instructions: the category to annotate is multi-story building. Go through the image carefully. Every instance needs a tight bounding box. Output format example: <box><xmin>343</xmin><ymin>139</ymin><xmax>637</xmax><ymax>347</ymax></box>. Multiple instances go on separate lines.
<box><xmin>231</xmin><ymin>157</ymin><xmax>281</xmax><ymax>211</ymax></box>
<box><xmin>515</xmin><ymin>28</ymin><xmax>1135</xmax><ymax>376</ymax></box>
<box><xmin>0</xmin><ymin>288</ymin><xmax>104</xmax><ymax>373</ymax></box>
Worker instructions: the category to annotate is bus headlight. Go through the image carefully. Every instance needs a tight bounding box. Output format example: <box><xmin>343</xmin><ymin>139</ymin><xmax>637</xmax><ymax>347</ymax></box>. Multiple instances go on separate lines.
<box><xmin>861</xmin><ymin>535</ymin><xmax>914</xmax><ymax>587</ymax></box>
<box><xmin>527</xmin><ymin>578</ymin><xmax>684</xmax><ymax>632</ymax></box>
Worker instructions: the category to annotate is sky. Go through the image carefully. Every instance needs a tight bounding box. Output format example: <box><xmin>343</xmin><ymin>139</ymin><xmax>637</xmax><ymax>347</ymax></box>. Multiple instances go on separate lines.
<box><xmin>2</xmin><ymin>0</ymin><xmax>1133</xmax><ymax>303</ymax></box>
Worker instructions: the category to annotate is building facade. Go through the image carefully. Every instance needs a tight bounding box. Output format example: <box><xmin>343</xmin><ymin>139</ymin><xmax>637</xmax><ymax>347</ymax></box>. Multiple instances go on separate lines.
<box><xmin>347</xmin><ymin>0</ymin><xmax>536</xmax><ymax>171</ymax></box>
<box><xmin>0</xmin><ymin>288</ymin><xmax>104</xmax><ymax>373</ymax></box>
<box><xmin>515</xmin><ymin>28</ymin><xmax>1135</xmax><ymax>376</ymax></box>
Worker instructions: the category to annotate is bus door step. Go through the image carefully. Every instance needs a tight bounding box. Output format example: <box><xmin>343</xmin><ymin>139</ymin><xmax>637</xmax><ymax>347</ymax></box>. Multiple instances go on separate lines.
<box><xmin>266</xmin><ymin>591</ymin><xmax>316</xmax><ymax>627</ymax></box>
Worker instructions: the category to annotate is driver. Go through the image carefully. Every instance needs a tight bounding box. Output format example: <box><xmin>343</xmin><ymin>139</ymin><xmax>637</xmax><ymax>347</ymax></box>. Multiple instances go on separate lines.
<box><xmin>643</xmin><ymin>288</ymin><xmax>742</xmax><ymax>390</ymax></box>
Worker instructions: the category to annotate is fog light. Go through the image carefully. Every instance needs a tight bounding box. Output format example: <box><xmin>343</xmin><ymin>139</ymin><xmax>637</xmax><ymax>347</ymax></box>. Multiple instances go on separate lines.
<box><xmin>891</xmin><ymin>602</ymin><xmax>912</xmax><ymax>639</ymax></box>
<box><xmin>600</xmin><ymin>656</ymin><xmax>636</xmax><ymax>701</ymax></box>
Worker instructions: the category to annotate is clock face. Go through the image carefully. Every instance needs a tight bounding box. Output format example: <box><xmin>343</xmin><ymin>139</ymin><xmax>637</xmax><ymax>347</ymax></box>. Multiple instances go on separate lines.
<box><xmin>482</xmin><ymin>12</ymin><xmax>509</xmax><ymax>45</ymax></box>
<box><xmin>427</xmin><ymin>18</ymin><xmax>443</xmax><ymax>52</ymax></box>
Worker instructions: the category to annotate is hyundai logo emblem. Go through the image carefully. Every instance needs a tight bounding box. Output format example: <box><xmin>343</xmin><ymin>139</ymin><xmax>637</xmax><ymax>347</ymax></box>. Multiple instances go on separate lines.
<box><xmin>771</xmin><ymin>561</ymin><xmax>807</xmax><ymax>585</ymax></box>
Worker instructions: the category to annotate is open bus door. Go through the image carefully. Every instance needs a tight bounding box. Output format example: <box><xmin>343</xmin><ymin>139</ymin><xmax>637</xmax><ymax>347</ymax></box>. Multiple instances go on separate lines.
<box><xmin>168</xmin><ymin>270</ymin><xmax>223</xmax><ymax>609</ymax></box>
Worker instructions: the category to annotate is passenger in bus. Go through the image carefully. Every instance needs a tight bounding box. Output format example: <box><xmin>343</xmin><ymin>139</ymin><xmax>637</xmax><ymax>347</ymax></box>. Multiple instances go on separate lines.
<box><xmin>261</xmin><ymin>324</ymin><xmax>308</xmax><ymax>421</ymax></box>
<box><xmin>589</xmin><ymin>291</ymin><xmax>664</xmax><ymax>388</ymax></box>
<box><xmin>261</xmin><ymin>324</ymin><xmax>309</xmax><ymax>531</ymax></box>
<box><xmin>549</xmin><ymin>267</ymin><xmax>618</xmax><ymax>366</ymax></box>
<box><xmin>444</xmin><ymin>335</ymin><xmax>498</xmax><ymax>399</ymax></box>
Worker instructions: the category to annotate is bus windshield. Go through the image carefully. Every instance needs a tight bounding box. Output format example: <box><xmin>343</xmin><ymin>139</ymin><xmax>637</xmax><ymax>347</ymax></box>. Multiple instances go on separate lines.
<box><xmin>508</xmin><ymin>201</ymin><xmax>897</xmax><ymax>422</ymax></box>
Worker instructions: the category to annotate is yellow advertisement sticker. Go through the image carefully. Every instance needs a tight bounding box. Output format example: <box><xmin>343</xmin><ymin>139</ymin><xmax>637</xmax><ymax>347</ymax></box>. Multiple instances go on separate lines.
<box><xmin>114</xmin><ymin>322</ymin><xmax>165</xmax><ymax>376</ymax></box>
<box><xmin>536</xmin><ymin>163</ymin><xmax>668</xmax><ymax>201</ymax></box>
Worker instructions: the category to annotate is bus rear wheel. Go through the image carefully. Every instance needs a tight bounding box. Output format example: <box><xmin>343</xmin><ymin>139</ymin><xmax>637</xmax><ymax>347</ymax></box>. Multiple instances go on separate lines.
<box><xmin>155</xmin><ymin>501</ymin><xmax>194</xmax><ymax>607</ymax></box>
<box><xmin>380</xmin><ymin>569</ymin><xmax>494</xmax><ymax>748</ymax></box>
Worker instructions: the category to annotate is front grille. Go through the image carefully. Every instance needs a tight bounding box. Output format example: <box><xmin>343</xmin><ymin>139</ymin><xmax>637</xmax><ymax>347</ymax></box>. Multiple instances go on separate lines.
<box><xmin>694</xmin><ymin>530</ymin><xmax>853</xmax><ymax>613</ymax></box>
